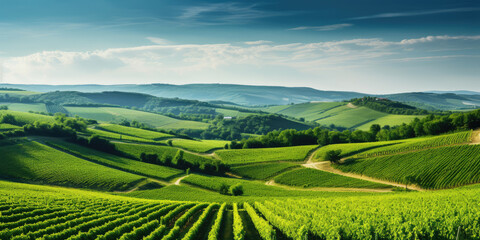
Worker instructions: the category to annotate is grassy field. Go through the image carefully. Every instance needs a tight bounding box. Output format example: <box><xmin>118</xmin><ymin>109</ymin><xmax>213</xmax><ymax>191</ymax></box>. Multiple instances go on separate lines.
<box><xmin>97</xmin><ymin>124</ymin><xmax>173</xmax><ymax>140</ymax></box>
<box><xmin>0</xmin><ymin>90</ymin><xmax>39</xmax><ymax>95</ymax></box>
<box><xmin>337</xmin><ymin>144</ymin><xmax>480</xmax><ymax>189</ymax></box>
<box><xmin>230</xmin><ymin>162</ymin><xmax>299</xmax><ymax>180</ymax></box>
<box><xmin>86</xmin><ymin>128</ymin><xmax>157</xmax><ymax>143</ymax></box>
<box><xmin>164</xmin><ymin>139</ymin><xmax>229</xmax><ymax>153</ymax></box>
<box><xmin>215</xmin><ymin>145</ymin><xmax>317</xmax><ymax>165</ymax></box>
<box><xmin>262</xmin><ymin>102</ymin><xmax>423</xmax><ymax>129</ymax></box>
<box><xmin>65</xmin><ymin>106</ymin><xmax>209</xmax><ymax>130</ymax></box>
<box><xmin>215</xmin><ymin>108</ymin><xmax>256</xmax><ymax>118</ymax></box>
<box><xmin>114</xmin><ymin>142</ymin><xmax>217</xmax><ymax>166</ymax></box>
<box><xmin>0</xmin><ymin>110</ymin><xmax>55</xmax><ymax>124</ymax></box>
<box><xmin>274</xmin><ymin>168</ymin><xmax>391</xmax><ymax>189</ymax></box>
<box><xmin>0</xmin><ymin>102</ymin><xmax>46</xmax><ymax>113</ymax></box>
<box><xmin>0</xmin><ymin>141</ymin><xmax>145</xmax><ymax>191</ymax></box>
<box><xmin>0</xmin><ymin>123</ymin><xmax>22</xmax><ymax>131</ymax></box>
<box><xmin>46</xmin><ymin>139</ymin><xmax>183</xmax><ymax>181</ymax></box>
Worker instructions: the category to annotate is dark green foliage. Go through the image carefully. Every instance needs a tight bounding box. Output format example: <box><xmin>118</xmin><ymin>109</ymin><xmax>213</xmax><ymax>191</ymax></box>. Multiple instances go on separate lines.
<box><xmin>0</xmin><ymin>105</ymin><xmax>8</xmax><ymax>110</ymax></box>
<box><xmin>325</xmin><ymin>150</ymin><xmax>342</xmax><ymax>164</ymax></box>
<box><xmin>229</xmin><ymin>183</ymin><xmax>244</xmax><ymax>196</ymax></box>
<box><xmin>351</xmin><ymin>97</ymin><xmax>429</xmax><ymax>115</ymax></box>
<box><xmin>219</xmin><ymin>183</ymin><xmax>229</xmax><ymax>195</ymax></box>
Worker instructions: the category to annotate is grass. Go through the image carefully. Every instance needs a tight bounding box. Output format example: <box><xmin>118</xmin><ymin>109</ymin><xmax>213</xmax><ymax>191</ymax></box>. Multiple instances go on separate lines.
<box><xmin>274</xmin><ymin>168</ymin><xmax>390</xmax><ymax>189</ymax></box>
<box><xmin>336</xmin><ymin>144</ymin><xmax>480</xmax><ymax>189</ymax></box>
<box><xmin>0</xmin><ymin>90</ymin><xmax>39</xmax><ymax>95</ymax></box>
<box><xmin>114</xmin><ymin>142</ymin><xmax>217</xmax><ymax>166</ymax></box>
<box><xmin>65</xmin><ymin>106</ymin><xmax>209</xmax><ymax>130</ymax></box>
<box><xmin>262</xmin><ymin>102</ymin><xmax>346</xmax><ymax>121</ymax></box>
<box><xmin>215</xmin><ymin>108</ymin><xmax>256</xmax><ymax>118</ymax></box>
<box><xmin>46</xmin><ymin>139</ymin><xmax>183</xmax><ymax>181</ymax></box>
<box><xmin>0</xmin><ymin>141</ymin><xmax>145</xmax><ymax>191</ymax></box>
<box><xmin>97</xmin><ymin>124</ymin><xmax>173</xmax><ymax>140</ymax></box>
<box><xmin>0</xmin><ymin>123</ymin><xmax>22</xmax><ymax>131</ymax></box>
<box><xmin>313</xmin><ymin>141</ymin><xmax>399</xmax><ymax>161</ymax></box>
<box><xmin>0</xmin><ymin>102</ymin><xmax>47</xmax><ymax>113</ymax></box>
<box><xmin>164</xmin><ymin>139</ymin><xmax>229</xmax><ymax>153</ymax></box>
<box><xmin>0</xmin><ymin>110</ymin><xmax>55</xmax><ymax>124</ymax></box>
<box><xmin>230</xmin><ymin>162</ymin><xmax>299</xmax><ymax>180</ymax></box>
<box><xmin>356</xmin><ymin>114</ymin><xmax>423</xmax><ymax>131</ymax></box>
<box><xmin>86</xmin><ymin>128</ymin><xmax>157</xmax><ymax>143</ymax></box>
<box><xmin>215</xmin><ymin>145</ymin><xmax>318</xmax><ymax>165</ymax></box>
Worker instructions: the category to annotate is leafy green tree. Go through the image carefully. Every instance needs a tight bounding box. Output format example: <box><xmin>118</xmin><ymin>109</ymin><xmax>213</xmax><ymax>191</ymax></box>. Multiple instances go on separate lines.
<box><xmin>219</xmin><ymin>183</ymin><xmax>229</xmax><ymax>195</ymax></box>
<box><xmin>325</xmin><ymin>150</ymin><xmax>342</xmax><ymax>164</ymax></box>
<box><xmin>229</xmin><ymin>183</ymin><xmax>244</xmax><ymax>196</ymax></box>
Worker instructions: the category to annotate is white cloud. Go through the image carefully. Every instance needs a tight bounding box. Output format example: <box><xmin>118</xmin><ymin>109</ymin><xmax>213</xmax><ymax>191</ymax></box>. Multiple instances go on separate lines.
<box><xmin>3</xmin><ymin>35</ymin><xmax>479</xmax><ymax>86</ymax></box>
<box><xmin>244</xmin><ymin>40</ymin><xmax>273</xmax><ymax>45</ymax></box>
<box><xmin>350</xmin><ymin>7</ymin><xmax>480</xmax><ymax>20</ymax></box>
<box><xmin>146</xmin><ymin>37</ymin><xmax>170</xmax><ymax>45</ymax></box>
<box><xmin>289</xmin><ymin>23</ymin><xmax>353</xmax><ymax>31</ymax></box>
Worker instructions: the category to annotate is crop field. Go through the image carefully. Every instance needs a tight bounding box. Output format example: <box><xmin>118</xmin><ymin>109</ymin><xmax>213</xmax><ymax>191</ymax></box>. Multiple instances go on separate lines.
<box><xmin>66</xmin><ymin>107</ymin><xmax>209</xmax><ymax>130</ymax></box>
<box><xmin>215</xmin><ymin>108</ymin><xmax>255</xmax><ymax>118</ymax></box>
<box><xmin>261</xmin><ymin>102</ymin><xmax>346</xmax><ymax>121</ymax></box>
<box><xmin>355</xmin><ymin>114</ymin><xmax>425</xmax><ymax>131</ymax></box>
<box><xmin>313</xmin><ymin>131</ymin><xmax>472</xmax><ymax>161</ymax></box>
<box><xmin>0</xmin><ymin>110</ymin><xmax>55</xmax><ymax>124</ymax></box>
<box><xmin>165</xmin><ymin>139</ymin><xmax>229</xmax><ymax>153</ymax></box>
<box><xmin>215</xmin><ymin>145</ymin><xmax>317</xmax><ymax>165</ymax></box>
<box><xmin>357</xmin><ymin>130</ymin><xmax>472</xmax><ymax>158</ymax></box>
<box><xmin>97</xmin><ymin>124</ymin><xmax>173</xmax><ymax>140</ymax></box>
<box><xmin>0</xmin><ymin>102</ymin><xmax>46</xmax><ymax>113</ymax></box>
<box><xmin>0</xmin><ymin>123</ymin><xmax>22</xmax><ymax>131</ymax></box>
<box><xmin>255</xmin><ymin>186</ymin><xmax>480</xmax><ymax>240</ymax></box>
<box><xmin>337</xmin><ymin>144</ymin><xmax>480</xmax><ymax>189</ymax></box>
<box><xmin>273</xmin><ymin>168</ymin><xmax>391</xmax><ymax>189</ymax></box>
<box><xmin>0</xmin><ymin>90</ymin><xmax>39</xmax><ymax>95</ymax></box>
<box><xmin>114</xmin><ymin>142</ymin><xmax>217</xmax><ymax>166</ymax></box>
<box><xmin>86</xmin><ymin>128</ymin><xmax>157</xmax><ymax>143</ymax></box>
<box><xmin>0</xmin><ymin>141</ymin><xmax>145</xmax><ymax>191</ymax></box>
<box><xmin>46</xmin><ymin>139</ymin><xmax>183</xmax><ymax>181</ymax></box>
<box><xmin>230</xmin><ymin>162</ymin><xmax>299</xmax><ymax>180</ymax></box>
<box><xmin>3</xmin><ymin>179</ymin><xmax>480</xmax><ymax>240</ymax></box>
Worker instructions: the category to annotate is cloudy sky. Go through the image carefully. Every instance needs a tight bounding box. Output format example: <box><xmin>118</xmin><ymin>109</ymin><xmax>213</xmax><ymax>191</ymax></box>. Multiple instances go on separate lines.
<box><xmin>0</xmin><ymin>0</ymin><xmax>479</xmax><ymax>93</ymax></box>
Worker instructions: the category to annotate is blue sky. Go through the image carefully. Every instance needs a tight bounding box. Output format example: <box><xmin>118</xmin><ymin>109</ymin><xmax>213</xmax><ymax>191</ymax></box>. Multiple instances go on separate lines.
<box><xmin>0</xmin><ymin>0</ymin><xmax>479</xmax><ymax>93</ymax></box>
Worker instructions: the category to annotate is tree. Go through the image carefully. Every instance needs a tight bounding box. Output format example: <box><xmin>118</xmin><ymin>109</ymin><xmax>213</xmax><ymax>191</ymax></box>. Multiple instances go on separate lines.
<box><xmin>404</xmin><ymin>175</ymin><xmax>417</xmax><ymax>190</ymax></box>
<box><xmin>324</xmin><ymin>150</ymin><xmax>342</xmax><ymax>164</ymax></box>
<box><xmin>167</xmin><ymin>140</ymin><xmax>173</xmax><ymax>146</ymax></box>
<box><xmin>173</xmin><ymin>150</ymin><xmax>185</xmax><ymax>167</ymax></box>
<box><xmin>229</xmin><ymin>184</ymin><xmax>243</xmax><ymax>196</ymax></box>
<box><xmin>219</xmin><ymin>183</ymin><xmax>229</xmax><ymax>195</ymax></box>
<box><xmin>0</xmin><ymin>114</ymin><xmax>17</xmax><ymax>125</ymax></box>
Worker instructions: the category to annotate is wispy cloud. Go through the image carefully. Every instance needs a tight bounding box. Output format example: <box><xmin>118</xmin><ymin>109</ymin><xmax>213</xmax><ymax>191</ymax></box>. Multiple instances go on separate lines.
<box><xmin>289</xmin><ymin>23</ymin><xmax>353</xmax><ymax>31</ymax></box>
<box><xmin>146</xmin><ymin>37</ymin><xmax>170</xmax><ymax>45</ymax></box>
<box><xmin>178</xmin><ymin>3</ymin><xmax>290</xmax><ymax>25</ymax></box>
<box><xmin>4</xmin><ymin>35</ymin><xmax>479</xmax><ymax>85</ymax></box>
<box><xmin>350</xmin><ymin>7</ymin><xmax>480</xmax><ymax>20</ymax></box>
<box><xmin>244</xmin><ymin>40</ymin><xmax>273</xmax><ymax>45</ymax></box>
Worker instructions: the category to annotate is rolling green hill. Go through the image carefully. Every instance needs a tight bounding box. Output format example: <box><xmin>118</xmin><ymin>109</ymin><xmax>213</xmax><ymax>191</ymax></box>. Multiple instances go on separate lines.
<box><xmin>65</xmin><ymin>107</ymin><xmax>209</xmax><ymax>130</ymax></box>
<box><xmin>262</xmin><ymin>102</ymin><xmax>423</xmax><ymax>129</ymax></box>
<box><xmin>0</xmin><ymin>140</ymin><xmax>145</xmax><ymax>191</ymax></box>
<box><xmin>216</xmin><ymin>145</ymin><xmax>317</xmax><ymax>165</ymax></box>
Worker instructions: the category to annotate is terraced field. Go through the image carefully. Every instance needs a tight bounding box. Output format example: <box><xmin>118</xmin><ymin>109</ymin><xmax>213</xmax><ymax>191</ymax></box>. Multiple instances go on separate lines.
<box><xmin>216</xmin><ymin>145</ymin><xmax>318</xmax><ymax>165</ymax></box>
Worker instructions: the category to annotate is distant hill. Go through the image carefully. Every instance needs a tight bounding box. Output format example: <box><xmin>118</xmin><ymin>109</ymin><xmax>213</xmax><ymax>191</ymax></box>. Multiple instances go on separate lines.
<box><xmin>0</xmin><ymin>83</ymin><xmax>365</xmax><ymax>106</ymax></box>
<box><xmin>1</xmin><ymin>83</ymin><xmax>479</xmax><ymax>110</ymax></box>
<box><xmin>427</xmin><ymin>90</ymin><xmax>480</xmax><ymax>95</ymax></box>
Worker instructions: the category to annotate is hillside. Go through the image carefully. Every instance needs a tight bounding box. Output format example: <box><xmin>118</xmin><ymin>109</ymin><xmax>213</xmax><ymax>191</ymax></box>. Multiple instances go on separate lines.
<box><xmin>261</xmin><ymin>101</ymin><xmax>423</xmax><ymax>130</ymax></box>
<box><xmin>2</xmin><ymin>83</ymin><xmax>480</xmax><ymax>109</ymax></box>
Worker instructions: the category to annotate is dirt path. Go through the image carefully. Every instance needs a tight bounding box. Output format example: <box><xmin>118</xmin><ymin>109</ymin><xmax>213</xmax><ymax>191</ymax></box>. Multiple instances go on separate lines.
<box><xmin>265</xmin><ymin>179</ymin><xmax>392</xmax><ymax>192</ymax></box>
<box><xmin>471</xmin><ymin>129</ymin><xmax>480</xmax><ymax>145</ymax></box>
<box><xmin>346</xmin><ymin>102</ymin><xmax>357</xmax><ymax>108</ymax></box>
<box><xmin>174</xmin><ymin>175</ymin><xmax>189</xmax><ymax>185</ymax></box>
<box><xmin>302</xmin><ymin>161</ymin><xmax>423</xmax><ymax>191</ymax></box>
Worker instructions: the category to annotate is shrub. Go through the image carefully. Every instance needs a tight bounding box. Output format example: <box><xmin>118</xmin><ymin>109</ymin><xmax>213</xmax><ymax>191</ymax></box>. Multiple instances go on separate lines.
<box><xmin>229</xmin><ymin>184</ymin><xmax>244</xmax><ymax>196</ymax></box>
